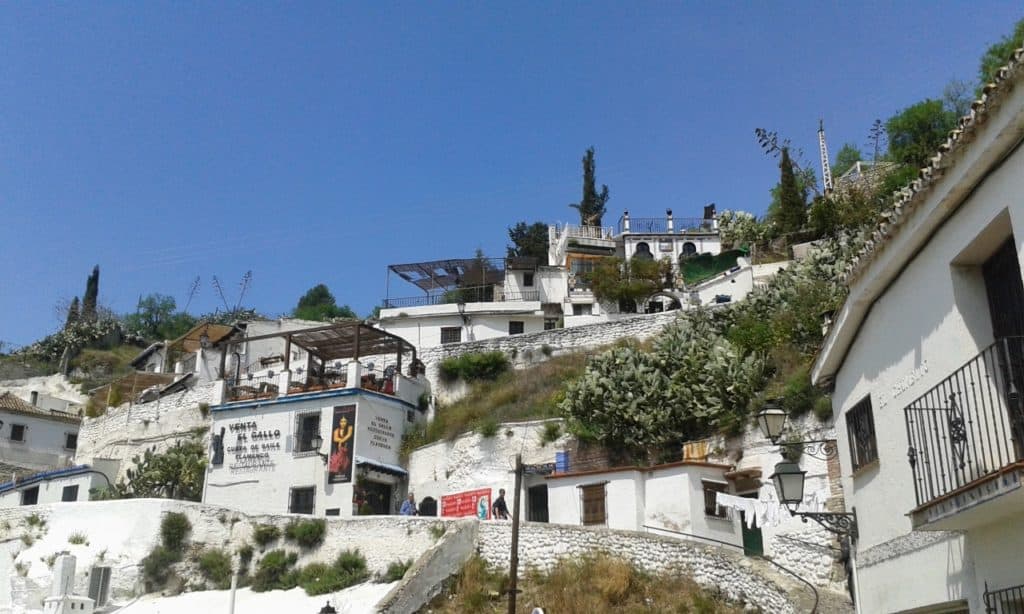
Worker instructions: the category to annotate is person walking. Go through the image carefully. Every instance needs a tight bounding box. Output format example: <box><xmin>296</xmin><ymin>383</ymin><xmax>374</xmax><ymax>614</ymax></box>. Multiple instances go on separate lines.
<box><xmin>491</xmin><ymin>488</ymin><xmax>509</xmax><ymax>520</ymax></box>
<box><xmin>400</xmin><ymin>493</ymin><xmax>418</xmax><ymax>516</ymax></box>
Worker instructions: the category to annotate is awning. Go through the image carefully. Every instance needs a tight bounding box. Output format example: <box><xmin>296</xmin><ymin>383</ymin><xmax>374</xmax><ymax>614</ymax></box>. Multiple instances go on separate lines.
<box><xmin>355</xmin><ymin>456</ymin><xmax>408</xmax><ymax>477</ymax></box>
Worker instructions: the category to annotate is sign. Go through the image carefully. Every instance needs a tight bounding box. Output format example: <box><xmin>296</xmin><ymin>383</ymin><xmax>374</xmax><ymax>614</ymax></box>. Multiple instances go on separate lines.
<box><xmin>328</xmin><ymin>405</ymin><xmax>356</xmax><ymax>484</ymax></box>
<box><xmin>441</xmin><ymin>488</ymin><xmax>491</xmax><ymax>519</ymax></box>
<box><xmin>366</xmin><ymin>413</ymin><xmax>396</xmax><ymax>453</ymax></box>
<box><xmin>225</xmin><ymin>420</ymin><xmax>283</xmax><ymax>473</ymax></box>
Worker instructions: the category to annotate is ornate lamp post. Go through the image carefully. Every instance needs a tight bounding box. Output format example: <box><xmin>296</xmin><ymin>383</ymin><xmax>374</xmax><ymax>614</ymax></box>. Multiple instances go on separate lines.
<box><xmin>310</xmin><ymin>434</ymin><xmax>330</xmax><ymax>465</ymax></box>
<box><xmin>756</xmin><ymin>400</ymin><xmax>839</xmax><ymax>461</ymax></box>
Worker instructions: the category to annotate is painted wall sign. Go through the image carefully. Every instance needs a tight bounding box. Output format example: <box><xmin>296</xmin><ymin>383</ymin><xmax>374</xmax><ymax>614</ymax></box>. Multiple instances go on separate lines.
<box><xmin>441</xmin><ymin>488</ymin><xmax>491</xmax><ymax>519</ymax></box>
<box><xmin>879</xmin><ymin>360</ymin><xmax>929</xmax><ymax>409</ymax></box>
<box><xmin>225</xmin><ymin>419</ymin><xmax>282</xmax><ymax>472</ymax></box>
<box><xmin>328</xmin><ymin>405</ymin><xmax>356</xmax><ymax>484</ymax></box>
<box><xmin>366</xmin><ymin>414</ymin><xmax>396</xmax><ymax>453</ymax></box>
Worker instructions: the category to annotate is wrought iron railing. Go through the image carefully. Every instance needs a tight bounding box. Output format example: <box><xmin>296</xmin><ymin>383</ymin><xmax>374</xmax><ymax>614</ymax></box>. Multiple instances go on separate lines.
<box><xmin>382</xmin><ymin>286</ymin><xmax>541</xmax><ymax>309</ymax></box>
<box><xmin>226</xmin><ymin>373</ymin><xmax>280</xmax><ymax>402</ymax></box>
<box><xmin>904</xmin><ymin>337</ymin><xmax>1024</xmax><ymax>507</ymax></box>
<box><xmin>620</xmin><ymin>217</ymin><xmax>713</xmax><ymax>234</ymax></box>
<box><xmin>286</xmin><ymin>368</ymin><xmax>347</xmax><ymax>394</ymax></box>
<box><xmin>985</xmin><ymin>582</ymin><xmax>1024</xmax><ymax>613</ymax></box>
<box><xmin>359</xmin><ymin>364</ymin><xmax>397</xmax><ymax>396</ymax></box>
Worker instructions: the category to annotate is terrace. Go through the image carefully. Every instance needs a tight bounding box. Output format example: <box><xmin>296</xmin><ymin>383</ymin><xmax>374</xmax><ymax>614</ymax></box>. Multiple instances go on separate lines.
<box><xmin>218</xmin><ymin>322</ymin><xmax>424</xmax><ymax>408</ymax></box>
<box><xmin>381</xmin><ymin>256</ymin><xmax>541</xmax><ymax>309</ymax></box>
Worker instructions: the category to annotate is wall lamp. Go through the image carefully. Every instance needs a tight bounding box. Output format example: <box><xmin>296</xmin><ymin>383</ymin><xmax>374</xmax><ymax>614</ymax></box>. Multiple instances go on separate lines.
<box><xmin>309</xmin><ymin>435</ymin><xmax>329</xmax><ymax>465</ymax></box>
<box><xmin>758</xmin><ymin>400</ymin><xmax>858</xmax><ymax>542</ymax></box>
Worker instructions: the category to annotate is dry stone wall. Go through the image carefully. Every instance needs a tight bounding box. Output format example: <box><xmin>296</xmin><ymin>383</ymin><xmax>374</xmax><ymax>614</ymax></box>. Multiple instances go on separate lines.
<box><xmin>477</xmin><ymin>521</ymin><xmax>797</xmax><ymax>613</ymax></box>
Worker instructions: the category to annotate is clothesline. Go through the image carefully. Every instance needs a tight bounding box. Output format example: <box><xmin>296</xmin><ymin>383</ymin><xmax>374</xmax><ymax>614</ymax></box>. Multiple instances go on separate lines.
<box><xmin>716</xmin><ymin>491</ymin><xmax>827</xmax><ymax>529</ymax></box>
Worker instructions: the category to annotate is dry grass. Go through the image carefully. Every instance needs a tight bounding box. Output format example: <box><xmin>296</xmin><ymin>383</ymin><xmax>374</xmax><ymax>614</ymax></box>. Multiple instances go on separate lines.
<box><xmin>429</xmin><ymin>554</ymin><xmax>743</xmax><ymax>614</ymax></box>
<box><xmin>402</xmin><ymin>350</ymin><xmax>597</xmax><ymax>453</ymax></box>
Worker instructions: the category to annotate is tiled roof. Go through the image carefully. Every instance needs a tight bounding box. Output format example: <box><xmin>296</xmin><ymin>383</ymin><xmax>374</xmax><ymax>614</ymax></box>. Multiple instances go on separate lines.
<box><xmin>843</xmin><ymin>47</ymin><xmax>1024</xmax><ymax>284</ymax></box>
<box><xmin>0</xmin><ymin>392</ymin><xmax>81</xmax><ymax>424</ymax></box>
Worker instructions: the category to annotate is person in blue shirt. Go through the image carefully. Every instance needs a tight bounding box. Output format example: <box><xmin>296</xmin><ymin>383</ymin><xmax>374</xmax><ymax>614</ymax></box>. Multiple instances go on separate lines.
<box><xmin>400</xmin><ymin>493</ymin><xmax>418</xmax><ymax>516</ymax></box>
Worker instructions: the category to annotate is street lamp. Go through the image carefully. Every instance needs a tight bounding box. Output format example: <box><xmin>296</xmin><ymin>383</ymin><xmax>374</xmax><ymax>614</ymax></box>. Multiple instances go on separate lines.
<box><xmin>309</xmin><ymin>434</ymin><xmax>329</xmax><ymax>465</ymax></box>
<box><xmin>756</xmin><ymin>402</ymin><xmax>839</xmax><ymax>461</ymax></box>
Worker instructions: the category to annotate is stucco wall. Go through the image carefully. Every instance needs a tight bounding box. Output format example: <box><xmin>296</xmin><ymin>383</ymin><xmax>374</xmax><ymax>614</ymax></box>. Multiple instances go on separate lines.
<box><xmin>0</xmin><ymin>412</ymin><xmax>79</xmax><ymax>470</ymax></box>
<box><xmin>0</xmin><ymin>471</ymin><xmax>102</xmax><ymax>509</ymax></box>
<box><xmin>477</xmin><ymin>521</ymin><xmax>796</xmax><ymax>613</ymax></box>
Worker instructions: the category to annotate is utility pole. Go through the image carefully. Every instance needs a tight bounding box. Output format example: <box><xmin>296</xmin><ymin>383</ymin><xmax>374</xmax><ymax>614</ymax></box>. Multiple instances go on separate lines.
<box><xmin>818</xmin><ymin>119</ymin><xmax>834</xmax><ymax>196</ymax></box>
<box><xmin>507</xmin><ymin>454</ymin><xmax>523</xmax><ymax>614</ymax></box>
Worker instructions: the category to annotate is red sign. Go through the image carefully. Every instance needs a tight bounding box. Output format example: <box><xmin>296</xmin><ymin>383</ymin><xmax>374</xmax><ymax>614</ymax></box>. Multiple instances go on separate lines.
<box><xmin>441</xmin><ymin>488</ymin><xmax>491</xmax><ymax>519</ymax></box>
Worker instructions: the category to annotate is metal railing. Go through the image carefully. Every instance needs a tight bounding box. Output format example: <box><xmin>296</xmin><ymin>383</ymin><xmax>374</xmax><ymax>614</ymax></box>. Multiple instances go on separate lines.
<box><xmin>287</xmin><ymin>368</ymin><xmax>347</xmax><ymax>394</ymax></box>
<box><xmin>985</xmin><ymin>582</ymin><xmax>1024</xmax><ymax>613</ymax></box>
<box><xmin>383</xmin><ymin>286</ymin><xmax>541</xmax><ymax>309</ymax></box>
<box><xmin>620</xmin><ymin>217</ymin><xmax>713</xmax><ymax>234</ymax></box>
<box><xmin>359</xmin><ymin>365</ymin><xmax>397</xmax><ymax>396</ymax></box>
<box><xmin>558</xmin><ymin>224</ymin><xmax>615</xmax><ymax>240</ymax></box>
<box><xmin>904</xmin><ymin>337</ymin><xmax>1024</xmax><ymax>507</ymax></box>
<box><xmin>226</xmin><ymin>373</ymin><xmax>280</xmax><ymax>402</ymax></box>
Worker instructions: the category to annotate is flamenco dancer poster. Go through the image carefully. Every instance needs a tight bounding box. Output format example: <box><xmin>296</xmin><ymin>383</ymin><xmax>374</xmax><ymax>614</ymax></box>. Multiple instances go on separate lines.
<box><xmin>328</xmin><ymin>405</ymin><xmax>356</xmax><ymax>484</ymax></box>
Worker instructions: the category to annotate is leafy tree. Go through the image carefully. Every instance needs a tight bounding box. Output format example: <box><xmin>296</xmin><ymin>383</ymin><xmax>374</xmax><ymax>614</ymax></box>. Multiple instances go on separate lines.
<box><xmin>124</xmin><ymin>294</ymin><xmax>197</xmax><ymax>341</ymax></box>
<box><xmin>942</xmin><ymin>78</ymin><xmax>973</xmax><ymax>119</ymax></box>
<box><xmin>586</xmin><ymin>256</ymin><xmax>671</xmax><ymax>309</ymax></box>
<box><xmin>64</xmin><ymin>297</ymin><xmax>80</xmax><ymax>329</ymax></box>
<box><xmin>81</xmin><ymin>266</ymin><xmax>100</xmax><ymax>323</ymax></box>
<box><xmin>831</xmin><ymin>143</ymin><xmax>862</xmax><ymax>178</ymax></box>
<box><xmin>978</xmin><ymin>18</ymin><xmax>1024</xmax><ymax>93</ymax></box>
<box><xmin>569</xmin><ymin>147</ymin><xmax>610</xmax><ymax>226</ymax></box>
<box><xmin>507</xmin><ymin>221</ymin><xmax>549</xmax><ymax>261</ymax></box>
<box><xmin>885</xmin><ymin>99</ymin><xmax>956</xmax><ymax>169</ymax></box>
<box><xmin>770</xmin><ymin>148</ymin><xmax>807</xmax><ymax>234</ymax></box>
<box><xmin>293</xmin><ymin>284</ymin><xmax>357</xmax><ymax>322</ymax></box>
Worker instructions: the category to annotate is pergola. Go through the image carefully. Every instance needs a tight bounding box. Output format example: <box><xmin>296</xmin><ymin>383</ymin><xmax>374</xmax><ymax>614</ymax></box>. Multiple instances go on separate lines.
<box><xmin>228</xmin><ymin>322</ymin><xmax>417</xmax><ymax>376</ymax></box>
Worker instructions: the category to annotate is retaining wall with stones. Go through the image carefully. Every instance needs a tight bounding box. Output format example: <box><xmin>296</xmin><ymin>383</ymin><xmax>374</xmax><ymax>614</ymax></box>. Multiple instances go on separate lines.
<box><xmin>477</xmin><ymin>521</ymin><xmax>798</xmax><ymax>612</ymax></box>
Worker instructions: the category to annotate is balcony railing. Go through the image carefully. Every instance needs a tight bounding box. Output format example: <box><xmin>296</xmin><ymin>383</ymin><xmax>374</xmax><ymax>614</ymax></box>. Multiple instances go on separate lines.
<box><xmin>561</xmin><ymin>224</ymin><xmax>615</xmax><ymax>240</ymax></box>
<box><xmin>383</xmin><ymin>286</ymin><xmax>541</xmax><ymax>309</ymax></box>
<box><xmin>904</xmin><ymin>337</ymin><xmax>1024</xmax><ymax>508</ymax></box>
<box><xmin>620</xmin><ymin>217</ymin><xmax>713</xmax><ymax>234</ymax></box>
<box><xmin>226</xmin><ymin>374</ymin><xmax>280</xmax><ymax>402</ymax></box>
<box><xmin>985</xmin><ymin>582</ymin><xmax>1024</xmax><ymax>613</ymax></box>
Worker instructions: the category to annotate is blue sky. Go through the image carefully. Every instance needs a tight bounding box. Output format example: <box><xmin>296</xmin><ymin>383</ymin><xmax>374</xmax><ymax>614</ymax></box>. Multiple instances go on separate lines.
<box><xmin>1</xmin><ymin>3</ymin><xmax>1021</xmax><ymax>347</ymax></box>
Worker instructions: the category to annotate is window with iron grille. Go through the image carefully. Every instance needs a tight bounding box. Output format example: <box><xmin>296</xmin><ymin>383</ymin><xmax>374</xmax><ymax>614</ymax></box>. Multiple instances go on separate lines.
<box><xmin>440</xmin><ymin>327</ymin><xmax>462</xmax><ymax>345</ymax></box>
<box><xmin>523</xmin><ymin>273</ymin><xmax>535</xmax><ymax>287</ymax></box>
<box><xmin>21</xmin><ymin>486</ymin><xmax>39</xmax><ymax>506</ymax></box>
<box><xmin>702</xmin><ymin>480</ymin><xmax>728</xmax><ymax>518</ymax></box>
<box><xmin>289</xmin><ymin>486</ymin><xmax>315</xmax><ymax>514</ymax></box>
<box><xmin>846</xmin><ymin>396</ymin><xmax>878</xmax><ymax>471</ymax></box>
<box><xmin>544</xmin><ymin>319</ymin><xmax>557</xmax><ymax>331</ymax></box>
<box><xmin>65</xmin><ymin>433</ymin><xmax>78</xmax><ymax>450</ymax></box>
<box><xmin>579</xmin><ymin>483</ymin><xmax>606</xmax><ymax>525</ymax></box>
<box><xmin>62</xmin><ymin>485</ymin><xmax>79</xmax><ymax>502</ymax></box>
<box><xmin>294</xmin><ymin>412</ymin><xmax>321</xmax><ymax>454</ymax></box>
<box><xmin>508</xmin><ymin>321</ymin><xmax>524</xmax><ymax>335</ymax></box>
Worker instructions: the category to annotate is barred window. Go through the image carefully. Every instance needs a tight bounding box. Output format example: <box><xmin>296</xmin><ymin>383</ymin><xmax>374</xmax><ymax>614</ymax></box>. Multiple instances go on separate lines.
<box><xmin>440</xmin><ymin>327</ymin><xmax>462</xmax><ymax>345</ymax></box>
<box><xmin>580</xmin><ymin>483</ymin><xmax>606</xmax><ymax>525</ymax></box>
<box><xmin>846</xmin><ymin>396</ymin><xmax>878</xmax><ymax>471</ymax></box>
<box><xmin>508</xmin><ymin>321</ymin><xmax>525</xmax><ymax>335</ymax></box>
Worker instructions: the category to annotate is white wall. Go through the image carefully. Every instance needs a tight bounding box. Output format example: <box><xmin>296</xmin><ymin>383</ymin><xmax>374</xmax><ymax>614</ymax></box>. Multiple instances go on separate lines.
<box><xmin>378</xmin><ymin>304</ymin><xmax>546</xmax><ymax>350</ymax></box>
<box><xmin>690</xmin><ymin>263</ymin><xmax>754</xmax><ymax>306</ymax></box>
<box><xmin>546</xmin><ymin>469</ymin><xmax>642</xmax><ymax>530</ymax></box>
<box><xmin>0</xmin><ymin>471</ymin><xmax>102</xmax><ymax>509</ymax></box>
<box><xmin>204</xmin><ymin>390</ymin><xmax>419</xmax><ymax>517</ymax></box>
<box><xmin>0</xmin><ymin>411</ymin><xmax>79</xmax><ymax>470</ymax></box>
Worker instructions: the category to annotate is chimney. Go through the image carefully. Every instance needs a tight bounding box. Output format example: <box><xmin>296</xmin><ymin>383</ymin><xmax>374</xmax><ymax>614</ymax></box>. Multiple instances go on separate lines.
<box><xmin>29</xmin><ymin>391</ymin><xmax>38</xmax><ymax>406</ymax></box>
<box><xmin>666</xmin><ymin>209</ymin><xmax>674</xmax><ymax>232</ymax></box>
<box><xmin>622</xmin><ymin>211</ymin><xmax>630</xmax><ymax>233</ymax></box>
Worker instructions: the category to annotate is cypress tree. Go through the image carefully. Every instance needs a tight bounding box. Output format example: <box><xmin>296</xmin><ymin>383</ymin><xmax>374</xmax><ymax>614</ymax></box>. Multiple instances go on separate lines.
<box><xmin>64</xmin><ymin>297</ymin><xmax>80</xmax><ymax>329</ymax></box>
<box><xmin>775</xmin><ymin>148</ymin><xmax>807</xmax><ymax>235</ymax></box>
<box><xmin>569</xmin><ymin>147</ymin><xmax>610</xmax><ymax>227</ymax></box>
<box><xmin>82</xmin><ymin>265</ymin><xmax>100</xmax><ymax>322</ymax></box>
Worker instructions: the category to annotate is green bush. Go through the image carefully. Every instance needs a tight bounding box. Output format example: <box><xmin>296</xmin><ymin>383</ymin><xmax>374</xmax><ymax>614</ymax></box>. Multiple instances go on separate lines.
<box><xmin>540</xmin><ymin>421</ymin><xmax>561</xmax><ymax>445</ymax></box>
<box><xmin>297</xmin><ymin>562</ymin><xmax>341</xmax><ymax>596</ymax></box>
<box><xmin>252</xmin><ymin>524</ymin><xmax>281</xmax><ymax>548</ymax></box>
<box><xmin>251</xmin><ymin>550</ymin><xmax>299</xmax><ymax>592</ymax></box>
<box><xmin>382</xmin><ymin>559</ymin><xmax>413</xmax><ymax>583</ymax></box>
<box><xmin>334</xmin><ymin>549</ymin><xmax>369</xmax><ymax>584</ymax></box>
<box><xmin>284</xmin><ymin>519</ymin><xmax>326</xmax><ymax>549</ymax></box>
<box><xmin>198</xmin><ymin>548</ymin><xmax>233</xmax><ymax>589</ymax></box>
<box><xmin>160</xmin><ymin>512</ymin><xmax>191</xmax><ymax>551</ymax></box>
<box><xmin>781</xmin><ymin>366</ymin><xmax>817</xmax><ymax>418</ymax></box>
<box><xmin>439</xmin><ymin>352</ymin><xmax>509</xmax><ymax>383</ymax></box>
<box><xmin>237</xmin><ymin>544</ymin><xmax>254</xmax><ymax>569</ymax></box>
<box><xmin>477</xmin><ymin>418</ymin><xmax>499</xmax><ymax>438</ymax></box>
<box><xmin>813</xmin><ymin>395</ymin><xmax>834</xmax><ymax>421</ymax></box>
<box><xmin>142</xmin><ymin>545</ymin><xmax>181</xmax><ymax>589</ymax></box>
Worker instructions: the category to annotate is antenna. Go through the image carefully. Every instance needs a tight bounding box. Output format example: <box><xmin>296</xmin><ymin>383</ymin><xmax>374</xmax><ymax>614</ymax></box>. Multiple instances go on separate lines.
<box><xmin>818</xmin><ymin>119</ymin><xmax>833</xmax><ymax>195</ymax></box>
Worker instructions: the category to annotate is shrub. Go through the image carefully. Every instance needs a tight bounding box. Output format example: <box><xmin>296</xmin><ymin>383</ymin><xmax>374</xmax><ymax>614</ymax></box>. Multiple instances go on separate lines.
<box><xmin>297</xmin><ymin>562</ymin><xmax>342</xmax><ymax>596</ymax></box>
<box><xmin>540</xmin><ymin>344</ymin><xmax>553</xmax><ymax>357</ymax></box>
<box><xmin>813</xmin><ymin>395</ymin><xmax>834</xmax><ymax>421</ymax></box>
<box><xmin>477</xmin><ymin>418</ymin><xmax>498</xmax><ymax>438</ymax></box>
<box><xmin>160</xmin><ymin>512</ymin><xmax>191</xmax><ymax>551</ymax></box>
<box><xmin>26</xmin><ymin>513</ymin><xmax>45</xmax><ymax>528</ymax></box>
<box><xmin>284</xmin><ymin>519</ymin><xmax>326</xmax><ymax>549</ymax></box>
<box><xmin>429</xmin><ymin>524</ymin><xmax>446</xmax><ymax>541</ymax></box>
<box><xmin>334</xmin><ymin>549</ymin><xmax>369</xmax><ymax>584</ymax></box>
<box><xmin>382</xmin><ymin>559</ymin><xmax>413</xmax><ymax>583</ymax></box>
<box><xmin>67</xmin><ymin>532</ymin><xmax>89</xmax><ymax>546</ymax></box>
<box><xmin>198</xmin><ymin>402</ymin><xmax>210</xmax><ymax>418</ymax></box>
<box><xmin>198</xmin><ymin>548</ymin><xmax>233</xmax><ymax>589</ymax></box>
<box><xmin>540</xmin><ymin>421</ymin><xmax>561</xmax><ymax>445</ymax></box>
<box><xmin>251</xmin><ymin>550</ymin><xmax>299</xmax><ymax>592</ymax></box>
<box><xmin>439</xmin><ymin>352</ymin><xmax>509</xmax><ymax>383</ymax></box>
<box><xmin>237</xmin><ymin>544</ymin><xmax>255</xmax><ymax>569</ymax></box>
<box><xmin>142</xmin><ymin>545</ymin><xmax>181</xmax><ymax>589</ymax></box>
<box><xmin>252</xmin><ymin>524</ymin><xmax>281</xmax><ymax>548</ymax></box>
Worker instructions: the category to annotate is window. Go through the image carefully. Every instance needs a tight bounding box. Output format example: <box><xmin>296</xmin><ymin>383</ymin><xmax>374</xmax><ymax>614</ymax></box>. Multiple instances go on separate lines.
<box><xmin>440</xmin><ymin>327</ymin><xmax>462</xmax><ymax>345</ymax></box>
<box><xmin>702</xmin><ymin>480</ymin><xmax>728</xmax><ymax>518</ymax></box>
<box><xmin>65</xmin><ymin>433</ymin><xmax>78</xmax><ymax>450</ymax></box>
<box><xmin>62</xmin><ymin>485</ymin><xmax>80</xmax><ymax>502</ymax></box>
<box><xmin>508</xmin><ymin>321</ymin><xmax>525</xmax><ymax>335</ymax></box>
<box><xmin>295</xmin><ymin>413</ymin><xmax>321</xmax><ymax>453</ymax></box>
<box><xmin>9</xmin><ymin>424</ymin><xmax>26</xmax><ymax>442</ymax></box>
<box><xmin>523</xmin><ymin>272</ymin><xmax>535</xmax><ymax>287</ymax></box>
<box><xmin>21</xmin><ymin>486</ymin><xmax>39</xmax><ymax>506</ymax></box>
<box><xmin>544</xmin><ymin>319</ymin><xmax>558</xmax><ymax>331</ymax></box>
<box><xmin>846</xmin><ymin>396</ymin><xmax>878</xmax><ymax>471</ymax></box>
<box><xmin>572</xmin><ymin>304</ymin><xmax>592</xmax><ymax>316</ymax></box>
<box><xmin>579</xmin><ymin>483</ymin><xmax>606</xmax><ymax>525</ymax></box>
<box><xmin>289</xmin><ymin>486</ymin><xmax>315</xmax><ymax>514</ymax></box>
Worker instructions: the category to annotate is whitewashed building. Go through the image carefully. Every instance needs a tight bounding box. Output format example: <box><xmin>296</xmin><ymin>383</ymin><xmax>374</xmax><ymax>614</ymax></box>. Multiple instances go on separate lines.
<box><xmin>812</xmin><ymin>49</ymin><xmax>1024</xmax><ymax>613</ymax></box>
<box><xmin>0</xmin><ymin>392</ymin><xmax>81</xmax><ymax>472</ymax></box>
<box><xmin>202</xmin><ymin>322</ymin><xmax>429</xmax><ymax>517</ymax></box>
<box><xmin>0</xmin><ymin>465</ymin><xmax>108</xmax><ymax>508</ymax></box>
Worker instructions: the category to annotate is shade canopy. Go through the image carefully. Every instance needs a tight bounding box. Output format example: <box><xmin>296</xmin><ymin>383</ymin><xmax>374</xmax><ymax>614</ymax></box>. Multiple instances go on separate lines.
<box><xmin>234</xmin><ymin>322</ymin><xmax>416</xmax><ymax>364</ymax></box>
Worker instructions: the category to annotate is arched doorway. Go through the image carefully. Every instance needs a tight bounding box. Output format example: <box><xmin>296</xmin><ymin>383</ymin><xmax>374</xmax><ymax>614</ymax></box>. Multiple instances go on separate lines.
<box><xmin>681</xmin><ymin>242</ymin><xmax>697</xmax><ymax>257</ymax></box>
<box><xmin>634</xmin><ymin>242</ymin><xmax>653</xmax><ymax>260</ymax></box>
